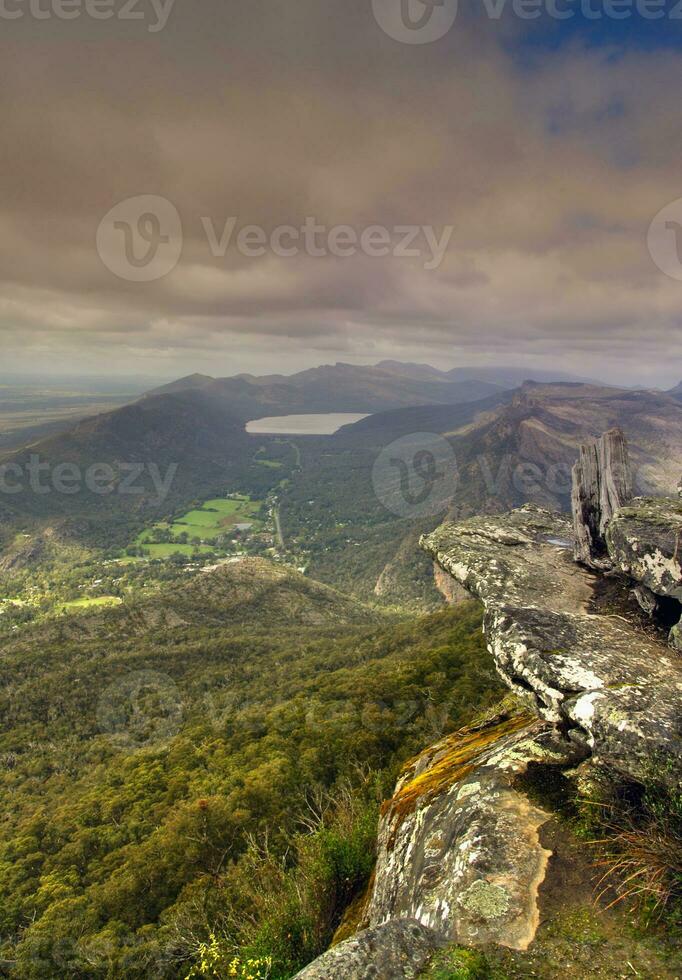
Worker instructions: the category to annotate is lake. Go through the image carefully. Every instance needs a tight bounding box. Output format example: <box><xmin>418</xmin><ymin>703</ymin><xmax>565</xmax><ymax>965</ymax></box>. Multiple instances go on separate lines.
<box><xmin>246</xmin><ymin>413</ymin><xmax>369</xmax><ymax>435</ymax></box>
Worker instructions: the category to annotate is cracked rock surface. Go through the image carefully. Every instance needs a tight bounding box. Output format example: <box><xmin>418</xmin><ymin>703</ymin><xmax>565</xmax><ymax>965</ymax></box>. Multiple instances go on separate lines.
<box><xmin>607</xmin><ymin>497</ymin><xmax>682</xmax><ymax>601</ymax></box>
<box><xmin>421</xmin><ymin>505</ymin><xmax>682</xmax><ymax>787</ymax></box>
<box><xmin>368</xmin><ymin>711</ymin><xmax>583</xmax><ymax>951</ymax></box>
<box><xmin>298</xmin><ymin>493</ymin><xmax>682</xmax><ymax>979</ymax></box>
<box><xmin>293</xmin><ymin>919</ymin><xmax>439</xmax><ymax>979</ymax></box>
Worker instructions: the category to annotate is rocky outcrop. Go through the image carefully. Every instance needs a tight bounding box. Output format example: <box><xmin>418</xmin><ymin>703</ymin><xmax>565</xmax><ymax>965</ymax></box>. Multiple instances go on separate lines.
<box><xmin>606</xmin><ymin>497</ymin><xmax>682</xmax><ymax>602</ymax></box>
<box><xmin>569</xmin><ymin>425</ymin><xmax>681</xmax><ymax>610</ymax></box>
<box><xmin>368</xmin><ymin>711</ymin><xmax>584</xmax><ymax>951</ymax></box>
<box><xmin>297</xmin><ymin>433</ymin><xmax>682</xmax><ymax>978</ymax></box>
<box><xmin>571</xmin><ymin>428</ymin><xmax>682</xmax><ymax>646</ymax></box>
<box><xmin>421</xmin><ymin>506</ymin><xmax>682</xmax><ymax>787</ymax></box>
<box><xmin>295</xmin><ymin>708</ymin><xmax>587</xmax><ymax>978</ymax></box>
<box><xmin>572</xmin><ymin>428</ymin><xmax>631</xmax><ymax>568</ymax></box>
<box><xmin>293</xmin><ymin>919</ymin><xmax>439</xmax><ymax>979</ymax></box>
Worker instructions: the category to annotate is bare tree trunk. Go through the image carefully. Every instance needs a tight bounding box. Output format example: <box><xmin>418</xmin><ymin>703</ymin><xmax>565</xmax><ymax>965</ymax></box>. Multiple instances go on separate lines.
<box><xmin>572</xmin><ymin>427</ymin><xmax>632</xmax><ymax>568</ymax></box>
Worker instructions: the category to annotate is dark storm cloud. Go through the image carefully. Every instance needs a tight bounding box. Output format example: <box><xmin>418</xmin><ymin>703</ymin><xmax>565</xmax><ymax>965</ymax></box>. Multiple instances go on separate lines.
<box><xmin>0</xmin><ymin>0</ymin><xmax>681</xmax><ymax>381</ymax></box>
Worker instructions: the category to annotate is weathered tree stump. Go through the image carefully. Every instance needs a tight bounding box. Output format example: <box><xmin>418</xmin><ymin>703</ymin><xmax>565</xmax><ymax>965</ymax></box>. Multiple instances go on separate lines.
<box><xmin>571</xmin><ymin>428</ymin><xmax>632</xmax><ymax>569</ymax></box>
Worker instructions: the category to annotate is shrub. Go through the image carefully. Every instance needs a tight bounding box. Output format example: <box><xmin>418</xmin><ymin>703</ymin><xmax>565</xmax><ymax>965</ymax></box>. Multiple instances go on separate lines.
<box><xmin>185</xmin><ymin>940</ymin><xmax>272</xmax><ymax>979</ymax></box>
<box><xmin>182</xmin><ymin>780</ymin><xmax>380</xmax><ymax>979</ymax></box>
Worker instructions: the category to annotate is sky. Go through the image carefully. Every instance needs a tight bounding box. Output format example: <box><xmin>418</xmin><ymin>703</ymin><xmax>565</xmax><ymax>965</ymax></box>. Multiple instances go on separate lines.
<box><xmin>2</xmin><ymin>0</ymin><xmax>682</xmax><ymax>386</ymax></box>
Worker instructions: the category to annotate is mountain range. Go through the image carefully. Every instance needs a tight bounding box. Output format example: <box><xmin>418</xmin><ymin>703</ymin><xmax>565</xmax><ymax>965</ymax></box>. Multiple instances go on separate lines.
<box><xmin>2</xmin><ymin>364</ymin><xmax>682</xmax><ymax>569</ymax></box>
<box><xmin>277</xmin><ymin>380</ymin><xmax>682</xmax><ymax>601</ymax></box>
<box><xmin>324</xmin><ymin>379</ymin><xmax>682</xmax><ymax>510</ymax></box>
<box><xmin>144</xmin><ymin>361</ymin><xmax>510</xmax><ymax>417</ymax></box>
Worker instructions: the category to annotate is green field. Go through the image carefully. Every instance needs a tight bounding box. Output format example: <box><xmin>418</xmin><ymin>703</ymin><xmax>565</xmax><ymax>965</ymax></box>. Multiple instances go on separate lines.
<box><xmin>58</xmin><ymin>596</ymin><xmax>123</xmax><ymax>614</ymax></box>
<box><xmin>132</xmin><ymin>494</ymin><xmax>263</xmax><ymax>558</ymax></box>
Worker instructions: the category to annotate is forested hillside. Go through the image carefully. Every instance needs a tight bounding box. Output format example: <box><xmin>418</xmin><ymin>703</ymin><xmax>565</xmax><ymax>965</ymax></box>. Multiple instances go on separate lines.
<box><xmin>0</xmin><ymin>592</ymin><xmax>501</xmax><ymax>978</ymax></box>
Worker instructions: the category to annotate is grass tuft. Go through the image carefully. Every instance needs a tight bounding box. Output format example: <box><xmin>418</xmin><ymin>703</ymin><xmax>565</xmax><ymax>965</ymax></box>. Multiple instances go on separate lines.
<box><xmin>585</xmin><ymin>776</ymin><xmax>682</xmax><ymax>926</ymax></box>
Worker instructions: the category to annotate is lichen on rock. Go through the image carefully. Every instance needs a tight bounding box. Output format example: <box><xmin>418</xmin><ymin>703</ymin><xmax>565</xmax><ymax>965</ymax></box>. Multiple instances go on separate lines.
<box><xmin>292</xmin><ymin>919</ymin><xmax>439</xmax><ymax>979</ymax></box>
<box><xmin>459</xmin><ymin>880</ymin><xmax>511</xmax><ymax>920</ymax></box>
<box><xmin>421</xmin><ymin>506</ymin><xmax>682</xmax><ymax>787</ymax></box>
<box><xmin>606</xmin><ymin>496</ymin><xmax>682</xmax><ymax>603</ymax></box>
<box><xmin>298</xmin><ymin>434</ymin><xmax>682</xmax><ymax>979</ymax></box>
<box><xmin>368</xmin><ymin>709</ymin><xmax>584</xmax><ymax>952</ymax></box>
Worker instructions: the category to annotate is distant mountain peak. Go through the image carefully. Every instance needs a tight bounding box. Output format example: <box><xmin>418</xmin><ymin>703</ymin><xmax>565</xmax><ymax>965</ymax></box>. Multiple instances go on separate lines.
<box><xmin>167</xmin><ymin>372</ymin><xmax>214</xmax><ymax>385</ymax></box>
<box><xmin>144</xmin><ymin>373</ymin><xmax>215</xmax><ymax>398</ymax></box>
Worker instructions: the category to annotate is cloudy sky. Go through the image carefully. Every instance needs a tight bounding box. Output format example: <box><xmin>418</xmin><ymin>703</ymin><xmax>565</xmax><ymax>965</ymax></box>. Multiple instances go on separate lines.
<box><xmin>2</xmin><ymin>0</ymin><xmax>682</xmax><ymax>384</ymax></box>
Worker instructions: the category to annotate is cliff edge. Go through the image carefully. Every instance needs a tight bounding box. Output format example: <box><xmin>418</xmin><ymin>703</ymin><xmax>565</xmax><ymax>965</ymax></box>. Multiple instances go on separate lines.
<box><xmin>296</xmin><ymin>430</ymin><xmax>682</xmax><ymax>978</ymax></box>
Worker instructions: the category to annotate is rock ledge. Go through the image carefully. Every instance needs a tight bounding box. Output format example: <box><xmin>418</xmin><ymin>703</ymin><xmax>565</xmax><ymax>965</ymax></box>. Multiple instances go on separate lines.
<box><xmin>421</xmin><ymin>505</ymin><xmax>682</xmax><ymax>787</ymax></box>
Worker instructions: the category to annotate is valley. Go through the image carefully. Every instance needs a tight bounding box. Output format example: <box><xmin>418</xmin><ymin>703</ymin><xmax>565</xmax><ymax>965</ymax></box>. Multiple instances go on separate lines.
<box><xmin>8</xmin><ymin>6</ymin><xmax>682</xmax><ymax>975</ymax></box>
<box><xmin>0</xmin><ymin>363</ymin><xmax>681</xmax><ymax>978</ymax></box>
<box><xmin>0</xmin><ymin>559</ymin><xmax>500</xmax><ymax>976</ymax></box>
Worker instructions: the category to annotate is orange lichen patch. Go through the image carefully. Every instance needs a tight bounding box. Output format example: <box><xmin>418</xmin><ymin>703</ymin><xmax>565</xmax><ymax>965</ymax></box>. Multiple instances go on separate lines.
<box><xmin>382</xmin><ymin>712</ymin><xmax>534</xmax><ymax>833</ymax></box>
